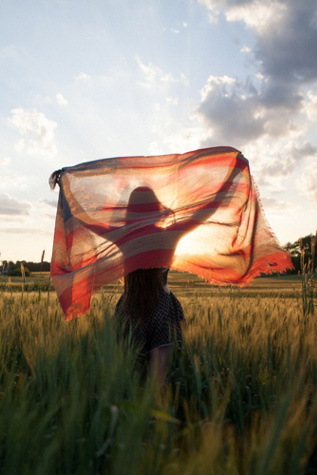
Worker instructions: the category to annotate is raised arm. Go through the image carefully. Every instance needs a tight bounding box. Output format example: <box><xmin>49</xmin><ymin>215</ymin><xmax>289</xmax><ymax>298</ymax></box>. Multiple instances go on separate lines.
<box><xmin>60</xmin><ymin>173</ymin><xmax>119</xmax><ymax>237</ymax></box>
<box><xmin>169</xmin><ymin>153</ymin><xmax>248</xmax><ymax>235</ymax></box>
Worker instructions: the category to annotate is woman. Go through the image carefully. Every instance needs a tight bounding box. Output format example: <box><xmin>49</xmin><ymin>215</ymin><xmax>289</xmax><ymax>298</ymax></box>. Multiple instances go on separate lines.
<box><xmin>114</xmin><ymin>267</ymin><xmax>184</xmax><ymax>386</ymax></box>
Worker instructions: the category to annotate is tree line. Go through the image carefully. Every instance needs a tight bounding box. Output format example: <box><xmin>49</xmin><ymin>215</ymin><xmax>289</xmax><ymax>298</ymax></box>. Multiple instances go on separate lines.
<box><xmin>283</xmin><ymin>233</ymin><xmax>316</xmax><ymax>274</ymax></box>
<box><xmin>1</xmin><ymin>232</ymin><xmax>316</xmax><ymax>277</ymax></box>
<box><xmin>0</xmin><ymin>260</ymin><xmax>50</xmax><ymax>276</ymax></box>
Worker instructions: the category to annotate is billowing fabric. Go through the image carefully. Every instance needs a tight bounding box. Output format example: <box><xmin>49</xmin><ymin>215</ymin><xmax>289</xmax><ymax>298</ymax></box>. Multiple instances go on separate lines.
<box><xmin>50</xmin><ymin>146</ymin><xmax>293</xmax><ymax>319</ymax></box>
<box><xmin>114</xmin><ymin>288</ymin><xmax>184</xmax><ymax>355</ymax></box>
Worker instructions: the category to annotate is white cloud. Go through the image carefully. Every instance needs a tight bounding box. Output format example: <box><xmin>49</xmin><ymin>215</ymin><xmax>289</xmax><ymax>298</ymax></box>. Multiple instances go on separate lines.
<box><xmin>165</xmin><ymin>97</ymin><xmax>179</xmax><ymax>105</ymax></box>
<box><xmin>136</xmin><ymin>56</ymin><xmax>189</xmax><ymax>88</ymax></box>
<box><xmin>291</xmin><ymin>142</ymin><xmax>317</xmax><ymax>160</ymax></box>
<box><xmin>199</xmin><ymin>0</ymin><xmax>317</xmax><ymax>84</ymax></box>
<box><xmin>161</xmin><ymin>72</ymin><xmax>189</xmax><ymax>86</ymax></box>
<box><xmin>304</xmin><ymin>90</ymin><xmax>317</xmax><ymax>122</ymax></box>
<box><xmin>37</xmin><ymin>199</ymin><xmax>58</xmax><ymax>221</ymax></box>
<box><xmin>0</xmin><ymin>227</ymin><xmax>52</xmax><ymax>235</ymax></box>
<box><xmin>136</xmin><ymin>56</ymin><xmax>162</xmax><ymax>86</ymax></box>
<box><xmin>162</xmin><ymin>27</ymin><xmax>181</xmax><ymax>34</ymax></box>
<box><xmin>9</xmin><ymin>108</ymin><xmax>57</xmax><ymax>156</ymax></box>
<box><xmin>0</xmin><ymin>175</ymin><xmax>28</xmax><ymax>190</ymax></box>
<box><xmin>226</xmin><ymin>1</ymin><xmax>287</xmax><ymax>34</ymax></box>
<box><xmin>162</xmin><ymin>125</ymin><xmax>211</xmax><ymax>153</ymax></box>
<box><xmin>0</xmin><ymin>193</ymin><xmax>32</xmax><ymax>216</ymax></box>
<box><xmin>197</xmin><ymin>0</ymin><xmax>221</xmax><ymax>23</ymax></box>
<box><xmin>198</xmin><ymin>0</ymin><xmax>287</xmax><ymax>34</ymax></box>
<box><xmin>148</xmin><ymin>141</ymin><xmax>164</xmax><ymax>155</ymax></box>
<box><xmin>0</xmin><ymin>155</ymin><xmax>11</xmax><ymax>166</ymax></box>
<box><xmin>75</xmin><ymin>72</ymin><xmax>92</xmax><ymax>81</ymax></box>
<box><xmin>200</xmin><ymin>75</ymin><xmax>236</xmax><ymax>101</ymax></box>
<box><xmin>296</xmin><ymin>162</ymin><xmax>317</xmax><ymax>205</ymax></box>
<box><xmin>148</xmin><ymin>124</ymin><xmax>210</xmax><ymax>155</ymax></box>
<box><xmin>197</xmin><ymin>74</ymin><xmax>310</xmax><ymax>149</ymax></box>
<box><xmin>260</xmin><ymin>197</ymin><xmax>290</xmax><ymax>213</ymax></box>
<box><xmin>235</xmin><ymin>135</ymin><xmax>314</xmax><ymax>192</ymax></box>
<box><xmin>240</xmin><ymin>45</ymin><xmax>251</xmax><ymax>53</ymax></box>
<box><xmin>198</xmin><ymin>75</ymin><xmax>267</xmax><ymax>145</ymax></box>
<box><xmin>195</xmin><ymin>0</ymin><xmax>317</xmax><ymax>206</ymax></box>
<box><xmin>197</xmin><ymin>1</ymin><xmax>317</xmax><ymax>117</ymax></box>
<box><xmin>40</xmin><ymin>198</ymin><xmax>58</xmax><ymax>208</ymax></box>
<box><xmin>56</xmin><ymin>93</ymin><xmax>68</xmax><ymax>105</ymax></box>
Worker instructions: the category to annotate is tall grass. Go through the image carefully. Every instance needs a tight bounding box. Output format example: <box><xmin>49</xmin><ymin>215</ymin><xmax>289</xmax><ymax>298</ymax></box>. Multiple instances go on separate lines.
<box><xmin>0</xmin><ymin>289</ymin><xmax>316</xmax><ymax>474</ymax></box>
<box><xmin>300</xmin><ymin>236</ymin><xmax>316</xmax><ymax>319</ymax></box>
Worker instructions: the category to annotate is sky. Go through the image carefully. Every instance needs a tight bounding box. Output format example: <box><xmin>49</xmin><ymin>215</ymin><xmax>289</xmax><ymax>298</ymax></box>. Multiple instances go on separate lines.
<box><xmin>0</xmin><ymin>0</ymin><xmax>316</xmax><ymax>262</ymax></box>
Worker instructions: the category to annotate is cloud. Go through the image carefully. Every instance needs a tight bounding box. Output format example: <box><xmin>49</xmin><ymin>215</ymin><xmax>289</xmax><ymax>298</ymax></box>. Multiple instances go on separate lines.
<box><xmin>0</xmin><ymin>155</ymin><xmax>11</xmax><ymax>166</ymax></box>
<box><xmin>305</xmin><ymin>89</ymin><xmax>317</xmax><ymax>122</ymax></box>
<box><xmin>296</xmin><ymin>162</ymin><xmax>317</xmax><ymax>205</ymax></box>
<box><xmin>161</xmin><ymin>72</ymin><xmax>189</xmax><ymax>86</ymax></box>
<box><xmin>56</xmin><ymin>93</ymin><xmax>68</xmax><ymax>105</ymax></box>
<box><xmin>253</xmin><ymin>1</ymin><xmax>317</xmax><ymax>84</ymax></box>
<box><xmin>0</xmin><ymin>193</ymin><xmax>32</xmax><ymax>216</ymax></box>
<box><xmin>40</xmin><ymin>198</ymin><xmax>58</xmax><ymax>208</ymax></box>
<box><xmin>260</xmin><ymin>197</ymin><xmax>289</xmax><ymax>213</ymax></box>
<box><xmin>165</xmin><ymin>97</ymin><xmax>179</xmax><ymax>105</ymax></box>
<box><xmin>0</xmin><ymin>227</ymin><xmax>51</xmax><ymax>235</ymax></box>
<box><xmin>197</xmin><ymin>74</ymin><xmax>306</xmax><ymax>147</ymax></box>
<box><xmin>159</xmin><ymin>125</ymin><xmax>211</xmax><ymax>154</ymax></box>
<box><xmin>75</xmin><ymin>72</ymin><xmax>92</xmax><ymax>81</ymax></box>
<box><xmin>136</xmin><ymin>56</ymin><xmax>189</xmax><ymax>88</ymax></box>
<box><xmin>240</xmin><ymin>45</ymin><xmax>251</xmax><ymax>53</ymax></box>
<box><xmin>197</xmin><ymin>0</ymin><xmax>317</xmax><ymax>161</ymax></box>
<box><xmin>136</xmin><ymin>56</ymin><xmax>163</xmax><ymax>85</ymax></box>
<box><xmin>0</xmin><ymin>175</ymin><xmax>28</xmax><ymax>190</ymax></box>
<box><xmin>9</xmin><ymin>108</ymin><xmax>57</xmax><ymax>156</ymax></box>
<box><xmin>162</xmin><ymin>27</ymin><xmax>181</xmax><ymax>33</ymax></box>
<box><xmin>198</xmin><ymin>75</ymin><xmax>267</xmax><ymax>145</ymax></box>
<box><xmin>291</xmin><ymin>142</ymin><xmax>317</xmax><ymax>160</ymax></box>
<box><xmin>226</xmin><ymin>0</ymin><xmax>287</xmax><ymax>34</ymax></box>
<box><xmin>199</xmin><ymin>0</ymin><xmax>317</xmax><ymax>85</ymax></box>
<box><xmin>235</xmin><ymin>136</ymin><xmax>309</xmax><ymax>192</ymax></box>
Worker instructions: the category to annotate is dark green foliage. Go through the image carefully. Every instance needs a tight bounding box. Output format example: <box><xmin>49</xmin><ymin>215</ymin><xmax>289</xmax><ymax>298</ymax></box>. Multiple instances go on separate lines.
<box><xmin>284</xmin><ymin>233</ymin><xmax>317</xmax><ymax>274</ymax></box>
<box><xmin>8</xmin><ymin>266</ymin><xmax>31</xmax><ymax>277</ymax></box>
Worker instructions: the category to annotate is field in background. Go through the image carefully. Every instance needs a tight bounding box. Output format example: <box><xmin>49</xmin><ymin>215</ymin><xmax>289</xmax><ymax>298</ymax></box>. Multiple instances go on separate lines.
<box><xmin>0</xmin><ymin>272</ymin><xmax>316</xmax><ymax>474</ymax></box>
<box><xmin>0</xmin><ymin>270</ymin><xmax>304</xmax><ymax>297</ymax></box>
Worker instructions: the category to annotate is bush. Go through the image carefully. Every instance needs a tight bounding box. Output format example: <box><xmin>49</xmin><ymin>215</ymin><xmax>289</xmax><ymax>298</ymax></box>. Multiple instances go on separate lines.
<box><xmin>8</xmin><ymin>267</ymin><xmax>31</xmax><ymax>277</ymax></box>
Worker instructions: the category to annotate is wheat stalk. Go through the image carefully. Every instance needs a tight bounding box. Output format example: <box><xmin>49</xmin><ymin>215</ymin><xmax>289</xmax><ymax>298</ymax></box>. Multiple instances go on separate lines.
<box><xmin>20</xmin><ymin>262</ymin><xmax>25</xmax><ymax>304</ymax></box>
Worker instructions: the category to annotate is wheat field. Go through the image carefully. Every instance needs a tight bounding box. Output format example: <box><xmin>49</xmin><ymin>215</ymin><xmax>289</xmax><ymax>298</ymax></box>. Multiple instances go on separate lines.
<box><xmin>0</xmin><ymin>273</ymin><xmax>316</xmax><ymax>474</ymax></box>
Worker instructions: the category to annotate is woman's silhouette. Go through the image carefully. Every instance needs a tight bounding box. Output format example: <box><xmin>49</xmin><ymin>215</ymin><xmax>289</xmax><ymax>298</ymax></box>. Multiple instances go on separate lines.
<box><xmin>62</xmin><ymin>160</ymin><xmax>243</xmax><ymax>275</ymax></box>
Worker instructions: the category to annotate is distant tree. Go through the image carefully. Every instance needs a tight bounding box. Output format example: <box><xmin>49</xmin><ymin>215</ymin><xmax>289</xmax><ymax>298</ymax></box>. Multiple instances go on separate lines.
<box><xmin>283</xmin><ymin>232</ymin><xmax>316</xmax><ymax>273</ymax></box>
<box><xmin>8</xmin><ymin>266</ymin><xmax>31</xmax><ymax>277</ymax></box>
<box><xmin>24</xmin><ymin>261</ymin><xmax>50</xmax><ymax>272</ymax></box>
<box><xmin>8</xmin><ymin>261</ymin><xmax>51</xmax><ymax>272</ymax></box>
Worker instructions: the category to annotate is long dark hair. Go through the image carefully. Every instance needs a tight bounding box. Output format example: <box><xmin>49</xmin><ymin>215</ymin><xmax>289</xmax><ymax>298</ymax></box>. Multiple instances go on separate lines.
<box><xmin>124</xmin><ymin>268</ymin><xmax>163</xmax><ymax>322</ymax></box>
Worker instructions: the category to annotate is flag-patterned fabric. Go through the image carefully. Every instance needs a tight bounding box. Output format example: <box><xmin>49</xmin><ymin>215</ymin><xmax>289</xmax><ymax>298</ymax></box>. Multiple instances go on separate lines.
<box><xmin>50</xmin><ymin>146</ymin><xmax>293</xmax><ymax>319</ymax></box>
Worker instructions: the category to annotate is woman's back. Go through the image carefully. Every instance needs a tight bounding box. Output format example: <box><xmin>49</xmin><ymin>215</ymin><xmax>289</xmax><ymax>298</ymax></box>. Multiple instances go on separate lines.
<box><xmin>115</xmin><ymin>284</ymin><xmax>184</xmax><ymax>356</ymax></box>
<box><xmin>114</xmin><ymin>268</ymin><xmax>185</xmax><ymax>386</ymax></box>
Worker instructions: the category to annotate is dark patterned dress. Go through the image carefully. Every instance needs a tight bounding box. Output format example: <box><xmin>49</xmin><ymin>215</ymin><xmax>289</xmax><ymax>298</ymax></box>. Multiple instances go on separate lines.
<box><xmin>114</xmin><ymin>287</ymin><xmax>185</xmax><ymax>356</ymax></box>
